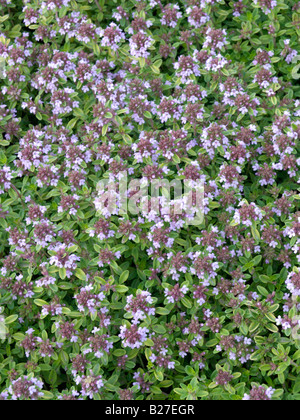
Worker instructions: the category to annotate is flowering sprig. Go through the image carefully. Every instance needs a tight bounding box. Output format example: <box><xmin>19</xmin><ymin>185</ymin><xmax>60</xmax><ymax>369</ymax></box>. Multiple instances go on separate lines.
<box><xmin>0</xmin><ymin>0</ymin><xmax>299</xmax><ymax>402</ymax></box>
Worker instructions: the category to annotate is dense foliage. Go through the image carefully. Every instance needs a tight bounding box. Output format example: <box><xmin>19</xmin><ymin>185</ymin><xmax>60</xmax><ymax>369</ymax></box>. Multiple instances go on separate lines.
<box><xmin>0</xmin><ymin>0</ymin><xmax>299</xmax><ymax>401</ymax></box>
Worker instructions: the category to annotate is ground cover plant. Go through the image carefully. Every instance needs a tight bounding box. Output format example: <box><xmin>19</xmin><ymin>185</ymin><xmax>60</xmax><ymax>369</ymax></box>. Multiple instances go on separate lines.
<box><xmin>0</xmin><ymin>0</ymin><xmax>299</xmax><ymax>401</ymax></box>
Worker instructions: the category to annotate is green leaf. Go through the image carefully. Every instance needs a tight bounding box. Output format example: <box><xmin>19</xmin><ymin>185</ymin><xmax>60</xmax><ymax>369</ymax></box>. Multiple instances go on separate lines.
<box><xmin>143</xmin><ymin>111</ymin><xmax>152</xmax><ymax>119</ymax></box>
<box><xmin>181</xmin><ymin>297</ymin><xmax>192</xmax><ymax>309</ymax></box>
<box><xmin>251</xmin><ymin>225</ymin><xmax>260</xmax><ymax>241</ymax></box>
<box><xmin>154</xmin><ymin>370</ymin><xmax>164</xmax><ymax>382</ymax></box>
<box><xmin>75</xmin><ymin>268</ymin><xmax>86</xmax><ymax>281</ymax></box>
<box><xmin>119</xmin><ymin>270</ymin><xmax>129</xmax><ymax>283</ymax></box>
<box><xmin>265</xmin><ymin>312</ymin><xmax>277</xmax><ymax>323</ymax></box>
<box><xmin>152</xmin><ymin>324</ymin><xmax>166</xmax><ymax>334</ymax></box>
<box><xmin>266</xmin><ymin>323</ymin><xmax>278</xmax><ymax>333</ymax></box>
<box><xmin>102</xmin><ymin>124</ymin><xmax>109</xmax><ymax>136</ymax></box>
<box><xmin>66</xmin><ymin>117</ymin><xmax>79</xmax><ymax>130</ymax></box>
<box><xmin>12</xmin><ymin>333</ymin><xmax>26</xmax><ymax>341</ymax></box>
<box><xmin>5</xmin><ymin>315</ymin><xmax>18</xmax><ymax>325</ymax></box>
<box><xmin>115</xmin><ymin>285</ymin><xmax>129</xmax><ymax>293</ymax></box>
<box><xmin>49</xmin><ymin>370</ymin><xmax>57</xmax><ymax>385</ymax></box>
<box><xmin>156</xmin><ymin>307</ymin><xmax>170</xmax><ymax>315</ymax></box>
<box><xmin>257</xmin><ymin>285</ymin><xmax>269</xmax><ymax>297</ymax></box>
<box><xmin>34</xmin><ymin>299</ymin><xmax>48</xmax><ymax>307</ymax></box>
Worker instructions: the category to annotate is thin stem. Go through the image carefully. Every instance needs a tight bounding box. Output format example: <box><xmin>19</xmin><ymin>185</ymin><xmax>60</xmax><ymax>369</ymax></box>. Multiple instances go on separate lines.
<box><xmin>155</xmin><ymin>274</ymin><xmax>162</xmax><ymax>286</ymax></box>
<box><xmin>95</xmin><ymin>0</ymin><xmax>102</xmax><ymax>12</ymax></box>
<box><xmin>11</xmin><ymin>184</ymin><xmax>26</xmax><ymax>210</ymax></box>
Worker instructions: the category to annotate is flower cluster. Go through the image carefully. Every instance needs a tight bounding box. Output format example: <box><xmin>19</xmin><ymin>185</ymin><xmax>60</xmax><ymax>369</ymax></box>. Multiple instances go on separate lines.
<box><xmin>0</xmin><ymin>0</ymin><xmax>299</xmax><ymax>402</ymax></box>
